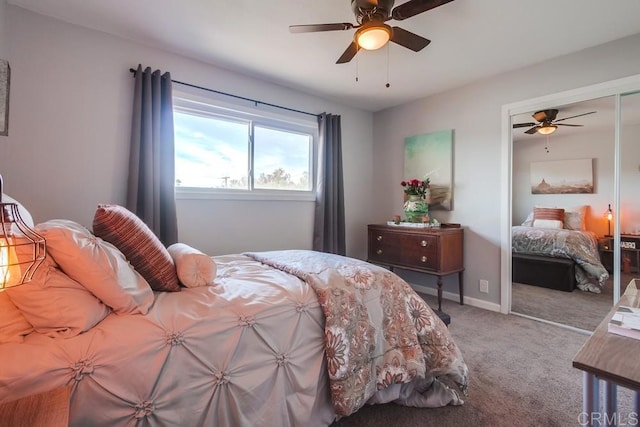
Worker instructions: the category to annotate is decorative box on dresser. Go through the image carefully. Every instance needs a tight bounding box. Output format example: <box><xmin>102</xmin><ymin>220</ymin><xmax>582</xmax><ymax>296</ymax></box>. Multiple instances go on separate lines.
<box><xmin>367</xmin><ymin>224</ymin><xmax>464</xmax><ymax>314</ymax></box>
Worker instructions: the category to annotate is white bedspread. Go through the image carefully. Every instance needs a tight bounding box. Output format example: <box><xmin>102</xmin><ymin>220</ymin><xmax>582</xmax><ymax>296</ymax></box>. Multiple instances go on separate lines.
<box><xmin>0</xmin><ymin>251</ymin><xmax>468</xmax><ymax>426</ymax></box>
<box><xmin>1</xmin><ymin>254</ymin><xmax>335</xmax><ymax>426</ymax></box>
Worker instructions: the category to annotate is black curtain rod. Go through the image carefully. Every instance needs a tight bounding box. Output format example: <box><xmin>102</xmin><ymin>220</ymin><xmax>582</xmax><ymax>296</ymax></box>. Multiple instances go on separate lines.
<box><xmin>129</xmin><ymin>68</ymin><xmax>320</xmax><ymax>118</ymax></box>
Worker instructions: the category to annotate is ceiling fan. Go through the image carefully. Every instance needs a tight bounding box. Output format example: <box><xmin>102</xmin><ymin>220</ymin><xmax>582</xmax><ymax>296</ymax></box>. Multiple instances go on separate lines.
<box><xmin>289</xmin><ymin>0</ymin><xmax>455</xmax><ymax>64</ymax></box>
<box><xmin>512</xmin><ymin>109</ymin><xmax>597</xmax><ymax>135</ymax></box>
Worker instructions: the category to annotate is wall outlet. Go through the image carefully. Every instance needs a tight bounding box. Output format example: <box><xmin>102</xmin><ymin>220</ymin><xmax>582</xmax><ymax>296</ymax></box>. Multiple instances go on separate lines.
<box><xmin>479</xmin><ymin>279</ymin><xmax>489</xmax><ymax>293</ymax></box>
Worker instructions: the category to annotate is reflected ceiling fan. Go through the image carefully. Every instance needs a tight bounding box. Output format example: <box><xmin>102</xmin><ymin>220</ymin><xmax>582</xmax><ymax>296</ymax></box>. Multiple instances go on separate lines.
<box><xmin>289</xmin><ymin>0</ymin><xmax>455</xmax><ymax>64</ymax></box>
<box><xmin>513</xmin><ymin>109</ymin><xmax>597</xmax><ymax>135</ymax></box>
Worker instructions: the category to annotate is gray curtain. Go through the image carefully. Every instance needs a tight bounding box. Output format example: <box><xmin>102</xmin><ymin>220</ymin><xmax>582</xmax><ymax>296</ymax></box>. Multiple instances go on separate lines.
<box><xmin>127</xmin><ymin>65</ymin><xmax>178</xmax><ymax>246</ymax></box>
<box><xmin>313</xmin><ymin>113</ymin><xmax>346</xmax><ymax>255</ymax></box>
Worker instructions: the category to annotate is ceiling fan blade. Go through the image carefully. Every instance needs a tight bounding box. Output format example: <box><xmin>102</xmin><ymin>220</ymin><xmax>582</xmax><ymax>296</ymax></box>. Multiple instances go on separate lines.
<box><xmin>554</xmin><ymin>111</ymin><xmax>596</xmax><ymax>122</ymax></box>
<box><xmin>555</xmin><ymin>123</ymin><xmax>584</xmax><ymax>127</ymax></box>
<box><xmin>390</xmin><ymin>27</ymin><xmax>431</xmax><ymax>52</ymax></box>
<box><xmin>289</xmin><ymin>23</ymin><xmax>355</xmax><ymax>33</ymax></box>
<box><xmin>336</xmin><ymin>42</ymin><xmax>360</xmax><ymax>64</ymax></box>
<box><xmin>513</xmin><ymin>122</ymin><xmax>536</xmax><ymax>128</ymax></box>
<box><xmin>391</xmin><ymin>0</ymin><xmax>455</xmax><ymax>21</ymax></box>
<box><xmin>525</xmin><ymin>126</ymin><xmax>540</xmax><ymax>135</ymax></box>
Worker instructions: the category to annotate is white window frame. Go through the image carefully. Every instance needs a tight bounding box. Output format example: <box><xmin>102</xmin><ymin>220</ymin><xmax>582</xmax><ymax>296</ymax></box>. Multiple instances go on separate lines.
<box><xmin>173</xmin><ymin>91</ymin><xmax>318</xmax><ymax>202</ymax></box>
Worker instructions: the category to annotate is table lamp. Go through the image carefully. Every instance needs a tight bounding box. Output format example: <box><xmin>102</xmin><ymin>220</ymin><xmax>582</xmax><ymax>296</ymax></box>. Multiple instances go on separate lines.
<box><xmin>605</xmin><ymin>204</ymin><xmax>613</xmax><ymax>237</ymax></box>
<box><xmin>0</xmin><ymin>174</ymin><xmax>46</xmax><ymax>289</ymax></box>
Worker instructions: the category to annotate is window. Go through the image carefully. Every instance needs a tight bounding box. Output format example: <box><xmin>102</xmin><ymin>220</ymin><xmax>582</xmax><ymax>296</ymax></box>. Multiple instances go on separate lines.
<box><xmin>173</xmin><ymin>95</ymin><xmax>317</xmax><ymax>200</ymax></box>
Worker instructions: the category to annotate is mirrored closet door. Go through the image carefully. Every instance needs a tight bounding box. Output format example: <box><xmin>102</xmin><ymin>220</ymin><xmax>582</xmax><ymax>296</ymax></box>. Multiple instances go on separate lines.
<box><xmin>510</xmin><ymin>96</ymin><xmax>618</xmax><ymax>332</ymax></box>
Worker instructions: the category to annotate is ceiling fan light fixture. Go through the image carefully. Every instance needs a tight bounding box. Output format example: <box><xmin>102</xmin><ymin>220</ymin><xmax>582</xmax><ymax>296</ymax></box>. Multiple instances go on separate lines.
<box><xmin>537</xmin><ymin>124</ymin><xmax>557</xmax><ymax>135</ymax></box>
<box><xmin>355</xmin><ymin>23</ymin><xmax>392</xmax><ymax>50</ymax></box>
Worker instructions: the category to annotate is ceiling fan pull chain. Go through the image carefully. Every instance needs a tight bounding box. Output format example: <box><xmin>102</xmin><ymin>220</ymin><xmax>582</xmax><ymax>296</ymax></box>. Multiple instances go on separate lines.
<box><xmin>355</xmin><ymin>57</ymin><xmax>359</xmax><ymax>82</ymax></box>
<box><xmin>545</xmin><ymin>135</ymin><xmax>550</xmax><ymax>153</ymax></box>
<box><xmin>386</xmin><ymin>43</ymin><xmax>391</xmax><ymax>88</ymax></box>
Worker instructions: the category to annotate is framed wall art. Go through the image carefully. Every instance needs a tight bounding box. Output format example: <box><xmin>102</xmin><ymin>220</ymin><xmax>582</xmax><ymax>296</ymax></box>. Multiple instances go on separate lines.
<box><xmin>0</xmin><ymin>59</ymin><xmax>10</xmax><ymax>136</ymax></box>
<box><xmin>404</xmin><ymin>129</ymin><xmax>454</xmax><ymax>210</ymax></box>
<box><xmin>530</xmin><ymin>158</ymin><xmax>593</xmax><ymax>194</ymax></box>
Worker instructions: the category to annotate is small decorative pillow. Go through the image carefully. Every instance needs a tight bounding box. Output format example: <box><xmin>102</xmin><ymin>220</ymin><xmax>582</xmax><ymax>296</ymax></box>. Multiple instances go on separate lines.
<box><xmin>35</xmin><ymin>219</ymin><xmax>155</xmax><ymax>315</ymax></box>
<box><xmin>93</xmin><ymin>205</ymin><xmax>180</xmax><ymax>292</ymax></box>
<box><xmin>532</xmin><ymin>219</ymin><xmax>564</xmax><ymax>229</ymax></box>
<box><xmin>0</xmin><ymin>290</ymin><xmax>33</xmax><ymax>344</ymax></box>
<box><xmin>167</xmin><ymin>243</ymin><xmax>217</xmax><ymax>288</ymax></box>
<box><xmin>6</xmin><ymin>255</ymin><xmax>111</xmax><ymax>338</ymax></box>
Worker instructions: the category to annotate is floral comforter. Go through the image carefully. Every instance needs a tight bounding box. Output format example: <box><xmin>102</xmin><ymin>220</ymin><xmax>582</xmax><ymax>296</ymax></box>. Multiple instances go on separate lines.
<box><xmin>512</xmin><ymin>226</ymin><xmax>609</xmax><ymax>293</ymax></box>
<box><xmin>245</xmin><ymin>250</ymin><xmax>468</xmax><ymax>417</ymax></box>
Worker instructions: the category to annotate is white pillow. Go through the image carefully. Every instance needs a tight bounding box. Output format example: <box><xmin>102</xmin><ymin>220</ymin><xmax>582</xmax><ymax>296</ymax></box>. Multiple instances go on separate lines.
<box><xmin>563</xmin><ymin>205</ymin><xmax>588</xmax><ymax>231</ymax></box>
<box><xmin>167</xmin><ymin>243</ymin><xmax>217</xmax><ymax>288</ymax></box>
<box><xmin>7</xmin><ymin>254</ymin><xmax>111</xmax><ymax>338</ymax></box>
<box><xmin>532</xmin><ymin>219</ymin><xmax>564</xmax><ymax>229</ymax></box>
<box><xmin>35</xmin><ymin>219</ymin><xmax>154</xmax><ymax>315</ymax></box>
<box><xmin>0</xmin><ymin>291</ymin><xmax>33</xmax><ymax>344</ymax></box>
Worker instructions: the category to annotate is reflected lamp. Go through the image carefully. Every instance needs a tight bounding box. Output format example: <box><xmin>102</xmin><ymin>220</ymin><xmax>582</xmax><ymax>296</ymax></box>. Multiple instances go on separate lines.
<box><xmin>605</xmin><ymin>204</ymin><xmax>613</xmax><ymax>237</ymax></box>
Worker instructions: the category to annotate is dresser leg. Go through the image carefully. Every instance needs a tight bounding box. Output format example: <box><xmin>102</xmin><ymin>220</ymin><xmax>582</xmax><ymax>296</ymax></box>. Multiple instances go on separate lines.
<box><xmin>458</xmin><ymin>271</ymin><xmax>464</xmax><ymax>305</ymax></box>
<box><xmin>437</xmin><ymin>277</ymin><xmax>443</xmax><ymax>312</ymax></box>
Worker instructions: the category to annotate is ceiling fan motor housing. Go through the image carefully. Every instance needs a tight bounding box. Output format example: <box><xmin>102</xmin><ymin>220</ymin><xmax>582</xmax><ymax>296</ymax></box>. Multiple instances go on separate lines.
<box><xmin>351</xmin><ymin>0</ymin><xmax>395</xmax><ymax>23</ymax></box>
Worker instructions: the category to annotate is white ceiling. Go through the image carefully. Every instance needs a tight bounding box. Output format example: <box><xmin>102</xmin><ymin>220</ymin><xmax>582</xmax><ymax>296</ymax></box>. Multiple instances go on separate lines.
<box><xmin>7</xmin><ymin>0</ymin><xmax>640</xmax><ymax>112</ymax></box>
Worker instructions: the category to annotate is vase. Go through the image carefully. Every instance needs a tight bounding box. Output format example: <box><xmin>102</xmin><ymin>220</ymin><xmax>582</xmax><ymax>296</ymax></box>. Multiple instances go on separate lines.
<box><xmin>403</xmin><ymin>194</ymin><xmax>429</xmax><ymax>223</ymax></box>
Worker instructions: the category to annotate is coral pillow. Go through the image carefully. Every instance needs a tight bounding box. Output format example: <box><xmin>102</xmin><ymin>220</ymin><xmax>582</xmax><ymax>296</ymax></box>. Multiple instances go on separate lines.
<box><xmin>0</xmin><ymin>291</ymin><xmax>33</xmax><ymax>344</ymax></box>
<box><xmin>93</xmin><ymin>205</ymin><xmax>180</xmax><ymax>292</ymax></box>
<box><xmin>35</xmin><ymin>219</ymin><xmax>154</xmax><ymax>315</ymax></box>
<box><xmin>167</xmin><ymin>243</ymin><xmax>217</xmax><ymax>288</ymax></box>
<box><xmin>7</xmin><ymin>255</ymin><xmax>111</xmax><ymax>338</ymax></box>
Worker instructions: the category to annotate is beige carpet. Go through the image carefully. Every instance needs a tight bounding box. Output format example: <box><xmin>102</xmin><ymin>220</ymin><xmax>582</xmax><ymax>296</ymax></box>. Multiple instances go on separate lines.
<box><xmin>332</xmin><ymin>294</ymin><xmax>636</xmax><ymax>427</ymax></box>
<box><xmin>511</xmin><ymin>272</ymin><xmax>637</xmax><ymax>331</ymax></box>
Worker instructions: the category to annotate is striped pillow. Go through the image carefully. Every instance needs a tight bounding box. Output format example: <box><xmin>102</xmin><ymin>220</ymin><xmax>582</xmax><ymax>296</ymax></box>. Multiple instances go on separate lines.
<box><xmin>533</xmin><ymin>207</ymin><xmax>565</xmax><ymax>221</ymax></box>
<box><xmin>533</xmin><ymin>207</ymin><xmax>564</xmax><ymax>229</ymax></box>
<box><xmin>93</xmin><ymin>205</ymin><xmax>181</xmax><ymax>292</ymax></box>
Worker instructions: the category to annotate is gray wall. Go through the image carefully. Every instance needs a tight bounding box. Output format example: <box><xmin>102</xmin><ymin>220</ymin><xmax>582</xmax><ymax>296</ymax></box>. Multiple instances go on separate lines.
<box><xmin>0</xmin><ymin>6</ymin><xmax>374</xmax><ymax>259</ymax></box>
<box><xmin>373</xmin><ymin>33</ymin><xmax>640</xmax><ymax>309</ymax></box>
<box><xmin>0</xmin><ymin>0</ymin><xmax>6</xmax><ymax>58</ymax></box>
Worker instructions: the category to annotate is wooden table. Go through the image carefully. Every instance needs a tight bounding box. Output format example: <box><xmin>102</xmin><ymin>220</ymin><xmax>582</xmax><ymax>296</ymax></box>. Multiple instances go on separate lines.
<box><xmin>572</xmin><ymin>279</ymin><xmax>640</xmax><ymax>426</ymax></box>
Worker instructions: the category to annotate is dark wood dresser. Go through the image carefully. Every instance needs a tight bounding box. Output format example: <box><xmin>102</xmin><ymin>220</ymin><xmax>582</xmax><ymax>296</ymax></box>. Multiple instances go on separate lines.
<box><xmin>367</xmin><ymin>224</ymin><xmax>464</xmax><ymax>311</ymax></box>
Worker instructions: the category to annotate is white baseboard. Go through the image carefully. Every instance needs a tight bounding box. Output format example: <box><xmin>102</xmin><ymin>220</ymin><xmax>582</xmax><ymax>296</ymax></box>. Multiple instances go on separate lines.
<box><xmin>409</xmin><ymin>283</ymin><xmax>502</xmax><ymax>313</ymax></box>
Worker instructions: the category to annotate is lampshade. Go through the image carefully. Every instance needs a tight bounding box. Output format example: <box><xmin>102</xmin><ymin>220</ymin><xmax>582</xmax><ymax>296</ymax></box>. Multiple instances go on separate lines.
<box><xmin>0</xmin><ymin>176</ymin><xmax>46</xmax><ymax>289</ymax></box>
<box><xmin>537</xmin><ymin>124</ymin><xmax>557</xmax><ymax>135</ymax></box>
<box><xmin>355</xmin><ymin>23</ymin><xmax>392</xmax><ymax>51</ymax></box>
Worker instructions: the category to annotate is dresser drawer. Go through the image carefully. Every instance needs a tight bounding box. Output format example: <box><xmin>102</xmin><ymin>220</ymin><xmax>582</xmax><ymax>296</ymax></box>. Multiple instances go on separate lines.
<box><xmin>368</xmin><ymin>229</ymin><xmax>438</xmax><ymax>270</ymax></box>
<box><xmin>401</xmin><ymin>234</ymin><xmax>438</xmax><ymax>269</ymax></box>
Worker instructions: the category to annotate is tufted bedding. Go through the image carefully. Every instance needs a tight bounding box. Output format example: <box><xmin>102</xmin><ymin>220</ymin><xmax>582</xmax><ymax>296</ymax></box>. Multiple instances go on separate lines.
<box><xmin>0</xmin><ymin>250</ymin><xmax>468</xmax><ymax>426</ymax></box>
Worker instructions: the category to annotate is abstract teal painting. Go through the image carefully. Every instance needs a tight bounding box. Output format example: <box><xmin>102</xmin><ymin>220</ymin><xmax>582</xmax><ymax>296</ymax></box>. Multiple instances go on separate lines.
<box><xmin>404</xmin><ymin>129</ymin><xmax>453</xmax><ymax>210</ymax></box>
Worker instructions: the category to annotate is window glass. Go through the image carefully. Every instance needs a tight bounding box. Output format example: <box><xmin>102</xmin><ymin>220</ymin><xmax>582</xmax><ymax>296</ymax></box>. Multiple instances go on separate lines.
<box><xmin>173</xmin><ymin>97</ymin><xmax>316</xmax><ymax>198</ymax></box>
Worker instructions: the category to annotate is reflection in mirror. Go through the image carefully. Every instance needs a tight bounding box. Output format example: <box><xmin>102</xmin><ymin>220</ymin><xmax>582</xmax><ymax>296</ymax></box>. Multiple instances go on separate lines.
<box><xmin>618</xmin><ymin>90</ymin><xmax>640</xmax><ymax>301</ymax></box>
<box><xmin>510</xmin><ymin>96</ymin><xmax>621</xmax><ymax>332</ymax></box>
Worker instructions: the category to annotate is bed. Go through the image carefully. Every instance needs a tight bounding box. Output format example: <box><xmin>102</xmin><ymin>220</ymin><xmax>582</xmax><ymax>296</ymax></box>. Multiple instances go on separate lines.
<box><xmin>0</xmin><ymin>201</ymin><xmax>468</xmax><ymax>426</ymax></box>
<box><xmin>512</xmin><ymin>206</ymin><xmax>609</xmax><ymax>293</ymax></box>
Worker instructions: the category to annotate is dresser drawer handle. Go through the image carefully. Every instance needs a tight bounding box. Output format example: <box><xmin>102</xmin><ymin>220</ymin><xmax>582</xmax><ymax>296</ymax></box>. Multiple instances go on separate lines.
<box><xmin>377</xmin><ymin>249</ymin><xmax>383</xmax><ymax>255</ymax></box>
<box><xmin>421</xmin><ymin>240</ymin><xmax>428</xmax><ymax>247</ymax></box>
<box><xmin>421</xmin><ymin>256</ymin><xmax>428</xmax><ymax>263</ymax></box>
<box><xmin>377</xmin><ymin>235</ymin><xmax>383</xmax><ymax>241</ymax></box>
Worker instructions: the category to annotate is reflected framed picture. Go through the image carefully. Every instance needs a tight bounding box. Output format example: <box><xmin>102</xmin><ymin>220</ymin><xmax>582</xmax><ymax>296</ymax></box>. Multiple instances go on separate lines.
<box><xmin>0</xmin><ymin>59</ymin><xmax>10</xmax><ymax>136</ymax></box>
<box><xmin>530</xmin><ymin>158</ymin><xmax>593</xmax><ymax>194</ymax></box>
